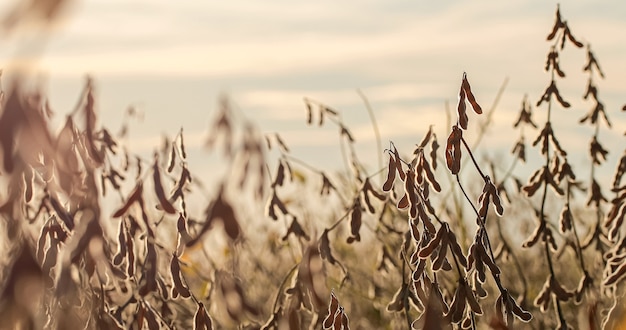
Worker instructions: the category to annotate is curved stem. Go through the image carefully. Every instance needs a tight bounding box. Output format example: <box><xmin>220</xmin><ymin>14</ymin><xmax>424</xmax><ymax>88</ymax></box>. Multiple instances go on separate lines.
<box><xmin>357</xmin><ymin>89</ymin><xmax>384</xmax><ymax>185</ymax></box>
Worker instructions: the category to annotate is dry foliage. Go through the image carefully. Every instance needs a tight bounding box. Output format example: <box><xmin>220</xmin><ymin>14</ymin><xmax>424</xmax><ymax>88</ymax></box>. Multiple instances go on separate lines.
<box><xmin>0</xmin><ymin>4</ymin><xmax>626</xmax><ymax>330</ymax></box>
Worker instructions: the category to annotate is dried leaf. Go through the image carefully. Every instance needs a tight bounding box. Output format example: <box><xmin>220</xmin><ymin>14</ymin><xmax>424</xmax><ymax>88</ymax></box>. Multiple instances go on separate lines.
<box><xmin>319</xmin><ymin>229</ymin><xmax>337</xmax><ymax>265</ymax></box>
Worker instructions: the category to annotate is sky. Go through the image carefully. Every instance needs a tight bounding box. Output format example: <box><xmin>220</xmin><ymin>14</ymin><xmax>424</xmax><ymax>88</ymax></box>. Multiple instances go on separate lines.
<box><xmin>1</xmin><ymin>0</ymin><xmax>625</xmax><ymax>184</ymax></box>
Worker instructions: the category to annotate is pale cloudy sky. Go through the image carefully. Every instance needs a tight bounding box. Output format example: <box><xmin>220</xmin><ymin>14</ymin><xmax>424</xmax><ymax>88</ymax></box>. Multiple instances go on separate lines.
<box><xmin>1</xmin><ymin>0</ymin><xmax>626</xmax><ymax>179</ymax></box>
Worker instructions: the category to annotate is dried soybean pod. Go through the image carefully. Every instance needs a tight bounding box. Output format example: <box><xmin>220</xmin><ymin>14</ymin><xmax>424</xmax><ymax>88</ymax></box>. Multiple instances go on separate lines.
<box><xmin>152</xmin><ymin>157</ymin><xmax>176</xmax><ymax>214</ymax></box>
<box><xmin>170</xmin><ymin>254</ymin><xmax>191</xmax><ymax>298</ymax></box>
<box><xmin>323</xmin><ymin>292</ymin><xmax>339</xmax><ymax>328</ymax></box>
<box><xmin>419</xmin><ymin>225</ymin><xmax>445</xmax><ymax>258</ymax></box>
<box><xmin>457</xmin><ymin>87</ymin><xmax>468</xmax><ymax>129</ymax></box>
<box><xmin>382</xmin><ymin>154</ymin><xmax>397</xmax><ymax>192</ymax></box>
<box><xmin>448</xmin><ymin>230</ymin><xmax>467</xmax><ymax>268</ymax></box>
<box><xmin>463</xmin><ymin>282</ymin><xmax>482</xmax><ymax>314</ymax></box>
<box><xmin>113</xmin><ymin>182</ymin><xmax>143</xmax><ymax>217</ymax></box>
<box><xmin>167</xmin><ymin>144</ymin><xmax>176</xmax><ymax>173</ymax></box>
<box><xmin>113</xmin><ymin>220</ymin><xmax>126</xmax><ymax>266</ymax></box>
<box><xmin>462</xmin><ymin>75</ymin><xmax>483</xmax><ymax>114</ymax></box>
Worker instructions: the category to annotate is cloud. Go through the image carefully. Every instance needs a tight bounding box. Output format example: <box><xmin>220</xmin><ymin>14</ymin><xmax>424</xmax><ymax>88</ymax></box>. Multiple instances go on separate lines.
<box><xmin>2</xmin><ymin>0</ymin><xmax>626</xmax><ymax>177</ymax></box>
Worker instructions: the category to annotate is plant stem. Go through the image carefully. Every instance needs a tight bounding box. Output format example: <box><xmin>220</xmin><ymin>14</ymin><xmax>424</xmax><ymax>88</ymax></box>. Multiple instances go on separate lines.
<box><xmin>357</xmin><ymin>89</ymin><xmax>384</xmax><ymax>185</ymax></box>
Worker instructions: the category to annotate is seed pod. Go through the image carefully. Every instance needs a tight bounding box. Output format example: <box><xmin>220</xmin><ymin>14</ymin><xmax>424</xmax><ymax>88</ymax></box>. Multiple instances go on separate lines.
<box><xmin>457</xmin><ymin>86</ymin><xmax>468</xmax><ymax>130</ymax></box>
<box><xmin>36</xmin><ymin>225</ymin><xmax>50</xmax><ymax>263</ymax></box>
<box><xmin>445</xmin><ymin>125</ymin><xmax>462</xmax><ymax>175</ymax></box>
<box><xmin>272</xmin><ymin>161</ymin><xmax>285</xmax><ymax>188</ymax></box>
<box><xmin>533</xmin><ymin>279</ymin><xmax>552</xmax><ymax>312</ymax></box>
<box><xmin>364</xmin><ymin>178</ymin><xmax>386</xmax><ymax>201</ymax></box>
<box><xmin>410</xmin><ymin>219</ymin><xmax>420</xmax><ymax>242</ymax></box>
<box><xmin>412</xmin><ymin>259</ymin><xmax>427</xmax><ymax>282</ymax></box>
<box><xmin>605</xmin><ymin>262</ymin><xmax>626</xmax><ymax>287</ymax></box>
<box><xmin>462</xmin><ymin>74</ymin><xmax>483</xmax><ymax>115</ymax></box>
<box><xmin>152</xmin><ymin>156</ymin><xmax>176</xmax><ymax>214</ymax></box>
<box><xmin>332</xmin><ymin>306</ymin><xmax>343</xmax><ymax>328</ymax></box>
<box><xmin>547</xmin><ymin>6</ymin><xmax>563</xmax><ymax>40</ymax></box>
<box><xmin>156</xmin><ymin>274</ymin><xmax>169</xmax><ymax>300</ymax></box>
<box><xmin>170</xmin><ymin>254</ymin><xmax>192</xmax><ymax>298</ymax></box>
<box><xmin>42</xmin><ymin>238</ymin><xmax>58</xmax><ymax>273</ymax></box>
<box><xmin>282</xmin><ymin>217</ymin><xmax>310</xmax><ymax>241</ymax></box>
<box><xmin>193</xmin><ymin>302</ymin><xmax>213</xmax><ymax>330</ymax></box>
<box><xmin>397</xmin><ymin>194</ymin><xmax>409</xmax><ymax>209</ymax></box>
<box><xmin>462</xmin><ymin>282</ymin><xmax>482</xmax><ymax>314</ymax></box>
<box><xmin>319</xmin><ymin>229</ymin><xmax>337</xmax><ymax>265</ymax></box>
<box><xmin>48</xmin><ymin>196</ymin><xmax>74</xmax><ymax>230</ymax></box>
<box><xmin>522</xmin><ymin>220</ymin><xmax>545</xmax><ymax>248</ymax></box>
<box><xmin>323</xmin><ymin>292</ymin><xmax>340</xmax><ymax>328</ymax></box>
<box><xmin>167</xmin><ymin>144</ymin><xmax>176</xmax><ymax>173</ymax></box>
<box><xmin>386</xmin><ymin>284</ymin><xmax>407</xmax><ymax>312</ymax></box>
<box><xmin>448</xmin><ymin>231</ymin><xmax>467</xmax><ymax>268</ymax></box>
<box><xmin>113</xmin><ymin>220</ymin><xmax>126</xmax><ymax>266</ymax></box>
<box><xmin>304</xmin><ymin>100</ymin><xmax>313</xmax><ymax>125</ymax></box>
<box><xmin>447</xmin><ymin>284</ymin><xmax>466</xmax><ymax>323</ymax></box>
<box><xmin>113</xmin><ymin>182</ymin><xmax>143</xmax><ymax>217</ymax></box>
<box><xmin>418</xmin><ymin>224</ymin><xmax>445</xmax><ymax>258</ymax></box>
<box><xmin>564</xmin><ymin>25</ymin><xmax>583</xmax><ymax>48</ymax></box>
<box><xmin>216</xmin><ymin>198</ymin><xmax>241</xmax><ymax>241</ymax></box>
<box><xmin>392</xmin><ymin>147</ymin><xmax>406</xmax><ymax>181</ymax></box>
<box><xmin>421</xmin><ymin>156</ymin><xmax>441</xmax><ymax>192</ymax></box>
<box><xmin>430</xmin><ymin>135</ymin><xmax>439</xmax><ymax>170</ymax></box>
<box><xmin>138</xmin><ymin>242</ymin><xmax>158</xmax><ymax>296</ymax></box>
<box><xmin>23</xmin><ymin>167</ymin><xmax>33</xmax><ymax>203</ymax></box>
<box><xmin>126</xmin><ymin>232</ymin><xmax>135</xmax><ymax>277</ymax></box>
<box><xmin>341</xmin><ymin>311</ymin><xmax>350</xmax><ymax>330</ymax></box>
<box><xmin>461</xmin><ymin>315</ymin><xmax>472</xmax><ymax>329</ymax></box>
<box><xmin>362</xmin><ymin>187</ymin><xmax>376</xmax><ymax>214</ymax></box>
<box><xmin>508</xmin><ymin>295</ymin><xmax>532</xmax><ymax>322</ymax></box>
<box><xmin>431</xmin><ymin>235</ymin><xmax>449</xmax><ymax>271</ymax></box>
<box><xmin>347</xmin><ymin>200</ymin><xmax>362</xmax><ymax>243</ymax></box>
<box><xmin>178</xmin><ymin>128</ymin><xmax>187</xmax><ymax>159</ymax></box>
<box><xmin>142</xmin><ymin>302</ymin><xmax>159</xmax><ymax>330</ymax></box>
<box><xmin>265</xmin><ymin>191</ymin><xmax>289</xmax><ymax>220</ymax></box>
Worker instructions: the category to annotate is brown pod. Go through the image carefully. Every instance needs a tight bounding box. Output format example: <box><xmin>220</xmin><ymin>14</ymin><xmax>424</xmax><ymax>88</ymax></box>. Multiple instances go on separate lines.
<box><xmin>113</xmin><ymin>182</ymin><xmax>143</xmax><ymax>217</ymax></box>
<box><xmin>418</xmin><ymin>224</ymin><xmax>445</xmax><ymax>258</ymax></box>
<box><xmin>463</xmin><ymin>282</ymin><xmax>482</xmax><ymax>314</ymax></box>
<box><xmin>462</xmin><ymin>76</ymin><xmax>483</xmax><ymax>114</ymax></box>
<box><xmin>167</xmin><ymin>144</ymin><xmax>176</xmax><ymax>173</ymax></box>
<box><xmin>448</xmin><ymin>231</ymin><xmax>467</xmax><ymax>268</ymax></box>
<box><xmin>170</xmin><ymin>254</ymin><xmax>192</xmax><ymax>298</ymax></box>
<box><xmin>509</xmin><ymin>295</ymin><xmax>532</xmax><ymax>322</ymax></box>
<box><xmin>153</xmin><ymin>158</ymin><xmax>177</xmax><ymax>214</ymax></box>
<box><xmin>347</xmin><ymin>201</ymin><xmax>362</xmax><ymax>243</ymax></box>
<box><xmin>431</xmin><ymin>235</ymin><xmax>449</xmax><ymax>271</ymax></box>
<box><xmin>422</xmin><ymin>157</ymin><xmax>441</xmax><ymax>192</ymax></box>
<box><xmin>113</xmin><ymin>221</ymin><xmax>126</xmax><ymax>266</ymax></box>
<box><xmin>323</xmin><ymin>292</ymin><xmax>339</xmax><ymax>329</ymax></box>
<box><xmin>126</xmin><ymin>233</ymin><xmax>135</xmax><ymax>277</ymax></box>
<box><xmin>418</xmin><ymin>126</ymin><xmax>433</xmax><ymax>148</ymax></box>
<box><xmin>457</xmin><ymin>87</ymin><xmax>468</xmax><ymax>129</ymax></box>
<box><xmin>272</xmin><ymin>161</ymin><xmax>285</xmax><ymax>188</ymax></box>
